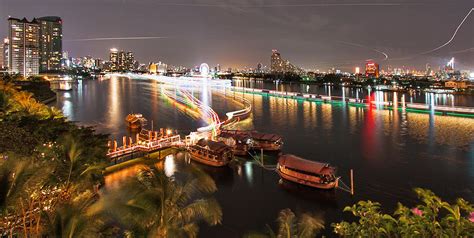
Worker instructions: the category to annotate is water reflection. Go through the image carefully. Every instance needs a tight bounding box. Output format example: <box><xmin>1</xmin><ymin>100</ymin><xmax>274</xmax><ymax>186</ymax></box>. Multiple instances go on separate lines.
<box><xmin>107</xmin><ymin>76</ymin><xmax>121</xmax><ymax>130</ymax></box>
<box><xmin>164</xmin><ymin>154</ymin><xmax>176</xmax><ymax>177</ymax></box>
<box><xmin>61</xmin><ymin>92</ymin><xmax>73</xmax><ymax>118</ymax></box>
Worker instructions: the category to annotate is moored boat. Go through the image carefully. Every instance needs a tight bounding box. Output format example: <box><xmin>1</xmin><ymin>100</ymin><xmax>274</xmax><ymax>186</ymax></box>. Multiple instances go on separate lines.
<box><xmin>251</xmin><ymin>131</ymin><xmax>282</xmax><ymax>151</ymax></box>
<box><xmin>125</xmin><ymin>114</ymin><xmax>147</xmax><ymax>130</ymax></box>
<box><xmin>219</xmin><ymin>129</ymin><xmax>283</xmax><ymax>151</ymax></box>
<box><xmin>277</xmin><ymin>154</ymin><xmax>338</xmax><ymax>189</ymax></box>
<box><xmin>217</xmin><ymin>131</ymin><xmax>253</xmax><ymax>156</ymax></box>
<box><xmin>188</xmin><ymin>139</ymin><xmax>234</xmax><ymax>167</ymax></box>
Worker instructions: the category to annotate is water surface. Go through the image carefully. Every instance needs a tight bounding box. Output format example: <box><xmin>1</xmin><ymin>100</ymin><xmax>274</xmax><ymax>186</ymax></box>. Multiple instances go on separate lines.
<box><xmin>54</xmin><ymin>77</ymin><xmax>474</xmax><ymax>237</ymax></box>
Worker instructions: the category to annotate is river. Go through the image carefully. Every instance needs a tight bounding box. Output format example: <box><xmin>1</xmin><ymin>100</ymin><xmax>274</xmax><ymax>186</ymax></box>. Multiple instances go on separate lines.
<box><xmin>53</xmin><ymin>76</ymin><xmax>474</xmax><ymax>237</ymax></box>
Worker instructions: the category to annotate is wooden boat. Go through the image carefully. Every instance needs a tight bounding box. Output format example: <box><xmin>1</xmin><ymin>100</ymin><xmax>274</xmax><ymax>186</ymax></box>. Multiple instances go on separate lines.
<box><xmin>277</xmin><ymin>154</ymin><xmax>338</xmax><ymax>190</ymax></box>
<box><xmin>251</xmin><ymin>132</ymin><xmax>283</xmax><ymax>151</ymax></box>
<box><xmin>217</xmin><ymin>131</ymin><xmax>253</xmax><ymax>156</ymax></box>
<box><xmin>219</xmin><ymin>130</ymin><xmax>283</xmax><ymax>151</ymax></box>
<box><xmin>125</xmin><ymin>114</ymin><xmax>147</xmax><ymax>130</ymax></box>
<box><xmin>188</xmin><ymin>139</ymin><xmax>233</xmax><ymax>167</ymax></box>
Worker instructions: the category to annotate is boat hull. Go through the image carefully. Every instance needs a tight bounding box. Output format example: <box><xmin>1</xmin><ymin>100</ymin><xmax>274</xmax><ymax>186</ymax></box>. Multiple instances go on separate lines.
<box><xmin>252</xmin><ymin>142</ymin><xmax>281</xmax><ymax>151</ymax></box>
<box><xmin>189</xmin><ymin>152</ymin><xmax>230</xmax><ymax>167</ymax></box>
<box><xmin>277</xmin><ymin>169</ymin><xmax>337</xmax><ymax>190</ymax></box>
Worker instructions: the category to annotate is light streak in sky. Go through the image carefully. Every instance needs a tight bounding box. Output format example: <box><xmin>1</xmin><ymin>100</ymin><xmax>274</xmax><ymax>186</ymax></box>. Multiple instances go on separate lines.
<box><xmin>66</xmin><ymin>36</ymin><xmax>169</xmax><ymax>42</ymax></box>
<box><xmin>418</xmin><ymin>8</ymin><xmax>473</xmax><ymax>55</ymax></box>
<box><xmin>339</xmin><ymin>41</ymin><xmax>389</xmax><ymax>60</ymax></box>
<box><xmin>153</xmin><ymin>2</ymin><xmax>412</xmax><ymax>8</ymax></box>
<box><xmin>450</xmin><ymin>47</ymin><xmax>474</xmax><ymax>54</ymax></box>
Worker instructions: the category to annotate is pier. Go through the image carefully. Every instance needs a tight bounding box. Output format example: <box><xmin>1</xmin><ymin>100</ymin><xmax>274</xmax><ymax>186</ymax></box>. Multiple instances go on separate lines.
<box><xmin>228</xmin><ymin>86</ymin><xmax>474</xmax><ymax>118</ymax></box>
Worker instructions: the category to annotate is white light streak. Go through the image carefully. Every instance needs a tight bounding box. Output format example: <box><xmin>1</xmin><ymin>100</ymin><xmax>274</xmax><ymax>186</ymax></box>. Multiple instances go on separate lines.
<box><xmin>66</xmin><ymin>36</ymin><xmax>169</xmax><ymax>42</ymax></box>
<box><xmin>451</xmin><ymin>47</ymin><xmax>474</xmax><ymax>54</ymax></box>
<box><xmin>154</xmin><ymin>2</ymin><xmax>410</xmax><ymax>8</ymax></box>
<box><xmin>419</xmin><ymin>8</ymin><xmax>473</xmax><ymax>55</ymax></box>
<box><xmin>339</xmin><ymin>41</ymin><xmax>389</xmax><ymax>60</ymax></box>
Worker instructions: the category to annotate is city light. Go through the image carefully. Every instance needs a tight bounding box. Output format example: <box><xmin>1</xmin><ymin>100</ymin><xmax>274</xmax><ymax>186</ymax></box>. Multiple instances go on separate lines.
<box><xmin>200</xmin><ymin>63</ymin><xmax>210</xmax><ymax>77</ymax></box>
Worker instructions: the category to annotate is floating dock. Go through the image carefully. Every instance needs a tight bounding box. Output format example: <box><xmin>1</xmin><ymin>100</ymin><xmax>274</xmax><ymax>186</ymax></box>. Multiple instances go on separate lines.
<box><xmin>229</xmin><ymin>86</ymin><xmax>474</xmax><ymax>118</ymax></box>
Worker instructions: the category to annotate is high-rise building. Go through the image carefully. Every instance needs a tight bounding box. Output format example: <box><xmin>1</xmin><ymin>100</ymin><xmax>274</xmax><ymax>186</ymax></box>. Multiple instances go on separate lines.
<box><xmin>117</xmin><ymin>51</ymin><xmax>126</xmax><ymax>70</ymax></box>
<box><xmin>8</xmin><ymin>17</ymin><xmax>40</xmax><ymax>76</ymax></box>
<box><xmin>270</xmin><ymin>49</ymin><xmax>303</xmax><ymax>74</ymax></box>
<box><xmin>109</xmin><ymin>48</ymin><xmax>136</xmax><ymax>71</ymax></box>
<box><xmin>365</xmin><ymin>61</ymin><xmax>379</xmax><ymax>78</ymax></box>
<box><xmin>126</xmin><ymin>51</ymin><xmax>134</xmax><ymax>70</ymax></box>
<box><xmin>256</xmin><ymin>63</ymin><xmax>263</xmax><ymax>73</ymax></box>
<box><xmin>38</xmin><ymin>16</ymin><xmax>62</xmax><ymax>72</ymax></box>
<box><xmin>0</xmin><ymin>39</ymin><xmax>7</xmax><ymax>70</ymax></box>
<box><xmin>3</xmin><ymin>39</ymin><xmax>9</xmax><ymax>70</ymax></box>
<box><xmin>271</xmin><ymin>50</ymin><xmax>283</xmax><ymax>73</ymax></box>
<box><xmin>109</xmin><ymin>48</ymin><xmax>118</xmax><ymax>71</ymax></box>
<box><xmin>355</xmin><ymin>67</ymin><xmax>360</xmax><ymax>74</ymax></box>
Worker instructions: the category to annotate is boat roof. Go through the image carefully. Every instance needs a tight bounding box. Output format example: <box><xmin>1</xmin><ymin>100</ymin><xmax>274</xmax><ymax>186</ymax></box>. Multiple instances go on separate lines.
<box><xmin>220</xmin><ymin>130</ymin><xmax>282</xmax><ymax>142</ymax></box>
<box><xmin>278</xmin><ymin>154</ymin><xmax>335</xmax><ymax>175</ymax></box>
<box><xmin>125</xmin><ymin>114</ymin><xmax>146</xmax><ymax>123</ymax></box>
<box><xmin>196</xmin><ymin>139</ymin><xmax>232</xmax><ymax>154</ymax></box>
<box><xmin>251</xmin><ymin>132</ymin><xmax>282</xmax><ymax>142</ymax></box>
<box><xmin>219</xmin><ymin>131</ymin><xmax>252</xmax><ymax>140</ymax></box>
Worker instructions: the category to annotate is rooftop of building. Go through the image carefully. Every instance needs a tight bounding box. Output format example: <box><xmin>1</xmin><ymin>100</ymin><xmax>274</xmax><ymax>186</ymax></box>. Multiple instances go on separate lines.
<box><xmin>37</xmin><ymin>16</ymin><xmax>62</xmax><ymax>22</ymax></box>
<box><xmin>8</xmin><ymin>17</ymin><xmax>39</xmax><ymax>24</ymax></box>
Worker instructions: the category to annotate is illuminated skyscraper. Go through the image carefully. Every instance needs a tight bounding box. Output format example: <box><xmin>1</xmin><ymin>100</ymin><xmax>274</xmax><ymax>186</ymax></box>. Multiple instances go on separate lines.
<box><xmin>109</xmin><ymin>48</ymin><xmax>118</xmax><ymax>71</ymax></box>
<box><xmin>365</xmin><ymin>61</ymin><xmax>379</xmax><ymax>78</ymax></box>
<box><xmin>38</xmin><ymin>16</ymin><xmax>62</xmax><ymax>72</ymax></box>
<box><xmin>118</xmin><ymin>51</ymin><xmax>126</xmax><ymax>70</ymax></box>
<box><xmin>8</xmin><ymin>17</ymin><xmax>40</xmax><ymax>76</ymax></box>
<box><xmin>126</xmin><ymin>51</ymin><xmax>134</xmax><ymax>70</ymax></box>
<box><xmin>270</xmin><ymin>49</ymin><xmax>303</xmax><ymax>74</ymax></box>
<box><xmin>271</xmin><ymin>50</ymin><xmax>283</xmax><ymax>72</ymax></box>
<box><xmin>0</xmin><ymin>39</ymin><xmax>7</xmax><ymax>70</ymax></box>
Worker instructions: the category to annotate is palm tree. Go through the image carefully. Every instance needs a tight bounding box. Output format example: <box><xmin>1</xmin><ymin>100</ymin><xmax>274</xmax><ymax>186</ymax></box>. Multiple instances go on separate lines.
<box><xmin>0</xmin><ymin>91</ymin><xmax>12</xmax><ymax>118</ymax></box>
<box><xmin>87</xmin><ymin>164</ymin><xmax>222</xmax><ymax>237</ymax></box>
<box><xmin>42</xmin><ymin>195</ymin><xmax>98</xmax><ymax>238</ymax></box>
<box><xmin>246</xmin><ymin>209</ymin><xmax>325</xmax><ymax>238</ymax></box>
<box><xmin>0</xmin><ymin>158</ymin><xmax>50</xmax><ymax>210</ymax></box>
<box><xmin>0</xmin><ymin>157</ymin><xmax>53</xmax><ymax>236</ymax></box>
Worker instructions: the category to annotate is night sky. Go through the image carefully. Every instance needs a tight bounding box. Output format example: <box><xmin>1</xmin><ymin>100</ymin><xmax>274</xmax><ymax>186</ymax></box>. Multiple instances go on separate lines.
<box><xmin>1</xmin><ymin>0</ymin><xmax>473</xmax><ymax>71</ymax></box>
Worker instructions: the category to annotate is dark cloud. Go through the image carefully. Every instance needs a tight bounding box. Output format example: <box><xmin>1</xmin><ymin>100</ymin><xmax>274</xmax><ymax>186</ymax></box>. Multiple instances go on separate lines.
<box><xmin>1</xmin><ymin>0</ymin><xmax>473</xmax><ymax>70</ymax></box>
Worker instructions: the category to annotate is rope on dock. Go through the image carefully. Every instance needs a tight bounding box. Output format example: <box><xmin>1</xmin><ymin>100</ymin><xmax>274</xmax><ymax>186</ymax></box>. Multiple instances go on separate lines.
<box><xmin>337</xmin><ymin>179</ymin><xmax>352</xmax><ymax>194</ymax></box>
<box><xmin>247</xmin><ymin>151</ymin><xmax>278</xmax><ymax>171</ymax></box>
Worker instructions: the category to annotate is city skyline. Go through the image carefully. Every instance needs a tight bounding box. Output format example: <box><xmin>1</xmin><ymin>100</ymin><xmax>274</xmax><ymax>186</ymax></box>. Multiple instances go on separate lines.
<box><xmin>1</xmin><ymin>0</ymin><xmax>473</xmax><ymax>71</ymax></box>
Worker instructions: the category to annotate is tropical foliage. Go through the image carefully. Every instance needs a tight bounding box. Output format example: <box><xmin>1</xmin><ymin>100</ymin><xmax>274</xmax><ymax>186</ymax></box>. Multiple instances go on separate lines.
<box><xmin>2</xmin><ymin>78</ymin><xmax>473</xmax><ymax>237</ymax></box>
<box><xmin>333</xmin><ymin>188</ymin><xmax>474</xmax><ymax>237</ymax></box>
<box><xmin>88</xmin><ymin>164</ymin><xmax>222</xmax><ymax>237</ymax></box>
<box><xmin>246</xmin><ymin>208</ymin><xmax>324</xmax><ymax>238</ymax></box>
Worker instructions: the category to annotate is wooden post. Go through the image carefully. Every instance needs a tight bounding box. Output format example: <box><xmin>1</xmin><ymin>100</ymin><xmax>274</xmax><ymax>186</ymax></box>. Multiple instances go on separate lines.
<box><xmin>149</xmin><ymin>131</ymin><xmax>152</xmax><ymax>141</ymax></box>
<box><xmin>154</xmin><ymin>131</ymin><xmax>158</xmax><ymax>140</ymax></box>
<box><xmin>123</xmin><ymin>136</ymin><xmax>127</xmax><ymax>148</ymax></box>
<box><xmin>350</xmin><ymin>169</ymin><xmax>354</xmax><ymax>196</ymax></box>
<box><xmin>113</xmin><ymin>140</ymin><xmax>117</xmax><ymax>151</ymax></box>
<box><xmin>136</xmin><ymin>133</ymin><xmax>140</xmax><ymax>144</ymax></box>
<box><xmin>129</xmin><ymin>137</ymin><xmax>133</xmax><ymax>146</ymax></box>
<box><xmin>260</xmin><ymin>148</ymin><xmax>264</xmax><ymax>166</ymax></box>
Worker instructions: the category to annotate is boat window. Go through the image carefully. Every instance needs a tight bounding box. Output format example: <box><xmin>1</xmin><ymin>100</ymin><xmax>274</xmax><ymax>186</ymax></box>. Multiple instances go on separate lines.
<box><xmin>284</xmin><ymin>166</ymin><xmax>324</xmax><ymax>178</ymax></box>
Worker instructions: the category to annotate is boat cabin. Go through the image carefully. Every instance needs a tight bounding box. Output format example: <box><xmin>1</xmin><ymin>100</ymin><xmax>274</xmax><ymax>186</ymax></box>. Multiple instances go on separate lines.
<box><xmin>188</xmin><ymin>139</ymin><xmax>234</xmax><ymax>167</ymax></box>
<box><xmin>277</xmin><ymin>154</ymin><xmax>338</xmax><ymax>189</ymax></box>
<box><xmin>217</xmin><ymin>131</ymin><xmax>253</xmax><ymax>156</ymax></box>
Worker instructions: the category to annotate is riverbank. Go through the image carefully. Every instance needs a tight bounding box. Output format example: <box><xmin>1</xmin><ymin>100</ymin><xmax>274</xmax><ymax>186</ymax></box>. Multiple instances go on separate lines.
<box><xmin>13</xmin><ymin>80</ymin><xmax>57</xmax><ymax>103</ymax></box>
